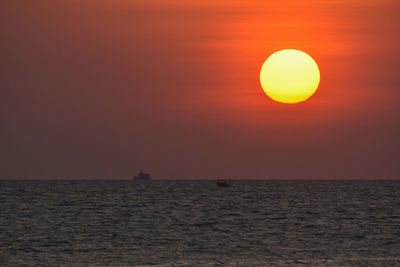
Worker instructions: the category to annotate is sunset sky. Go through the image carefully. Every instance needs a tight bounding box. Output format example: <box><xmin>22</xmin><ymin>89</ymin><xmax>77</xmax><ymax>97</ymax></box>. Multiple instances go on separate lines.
<box><xmin>1</xmin><ymin>0</ymin><xmax>399</xmax><ymax>179</ymax></box>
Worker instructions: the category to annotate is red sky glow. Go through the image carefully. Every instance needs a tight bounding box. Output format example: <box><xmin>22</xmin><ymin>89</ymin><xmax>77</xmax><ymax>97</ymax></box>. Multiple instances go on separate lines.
<box><xmin>1</xmin><ymin>0</ymin><xmax>399</xmax><ymax>179</ymax></box>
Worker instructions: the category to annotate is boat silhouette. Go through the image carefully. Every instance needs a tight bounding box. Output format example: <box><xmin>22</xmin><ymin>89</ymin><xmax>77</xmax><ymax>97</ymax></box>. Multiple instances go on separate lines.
<box><xmin>216</xmin><ymin>179</ymin><xmax>231</xmax><ymax>187</ymax></box>
<box><xmin>133</xmin><ymin>170</ymin><xmax>151</xmax><ymax>180</ymax></box>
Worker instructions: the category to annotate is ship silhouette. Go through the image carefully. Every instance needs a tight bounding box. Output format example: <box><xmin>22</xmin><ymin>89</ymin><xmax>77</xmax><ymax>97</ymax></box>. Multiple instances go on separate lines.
<box><xmin>216</xmin><ymin>179</ymin><xmax>231</xmax><ymax>187</ymax></box>
<box><xmin>133</xmin><ymin>170</ymin><xmax>151</xmax><ymax>180</ymax></box>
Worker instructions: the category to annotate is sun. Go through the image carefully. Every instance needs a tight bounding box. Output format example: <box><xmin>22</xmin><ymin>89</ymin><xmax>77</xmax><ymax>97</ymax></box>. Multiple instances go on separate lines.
<box><xmin>260</xmin><ymin>49</ymin><xmax>320</xmax><ymax>104</ymax></box>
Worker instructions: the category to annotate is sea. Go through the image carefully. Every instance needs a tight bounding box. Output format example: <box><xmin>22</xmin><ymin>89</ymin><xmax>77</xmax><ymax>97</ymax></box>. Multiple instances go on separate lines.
<box><xmin>1</xmin><ymin>180</ymin><xmax>399</xmax><ymax>266</ymax></box>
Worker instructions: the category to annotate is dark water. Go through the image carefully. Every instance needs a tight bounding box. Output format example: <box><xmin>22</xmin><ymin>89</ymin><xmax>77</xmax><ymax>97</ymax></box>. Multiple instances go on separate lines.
<box><xmin>1</xmin><ymin>180</ymin><xmax>399</xmax><ymax>266</ymax></box>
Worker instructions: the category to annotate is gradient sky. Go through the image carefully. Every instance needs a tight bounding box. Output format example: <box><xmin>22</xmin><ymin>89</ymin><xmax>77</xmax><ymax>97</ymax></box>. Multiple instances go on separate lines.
<box><xmin>1</xmin><ymin>0</ymin><xmax>399</xmax><ymax>179</ymax></box>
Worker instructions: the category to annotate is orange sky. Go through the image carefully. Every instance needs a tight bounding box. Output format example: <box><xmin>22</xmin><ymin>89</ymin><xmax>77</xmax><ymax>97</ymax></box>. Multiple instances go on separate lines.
<box><xmin>1</xmin><ymin>0</ymin><xmax>399</xmax><ymax>179</ymax></box>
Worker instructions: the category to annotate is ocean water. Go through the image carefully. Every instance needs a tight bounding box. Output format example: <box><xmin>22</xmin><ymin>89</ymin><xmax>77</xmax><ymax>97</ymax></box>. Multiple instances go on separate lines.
<box><xmin>0</xmin><ymin>180</ymin><xmax>399</xmax><ymax>266</ymax></box>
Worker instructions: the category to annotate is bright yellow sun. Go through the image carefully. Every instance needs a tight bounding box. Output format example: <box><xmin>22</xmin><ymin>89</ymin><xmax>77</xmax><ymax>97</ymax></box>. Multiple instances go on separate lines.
<box><xmin>260</xmin><ymin>49</ymin><xmax>320</xmax><ymax>104</ymax></box>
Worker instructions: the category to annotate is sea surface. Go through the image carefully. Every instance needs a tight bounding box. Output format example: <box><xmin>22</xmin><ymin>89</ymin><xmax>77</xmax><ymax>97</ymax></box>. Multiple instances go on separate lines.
<box><xmin>1</xmin><ymin>180</ymin><xmax>399</xmax><ymax>266</ymax></box>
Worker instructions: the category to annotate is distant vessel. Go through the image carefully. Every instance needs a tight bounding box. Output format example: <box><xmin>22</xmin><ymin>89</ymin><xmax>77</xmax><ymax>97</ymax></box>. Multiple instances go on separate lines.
<box><xmin>216</xmin><ymin>179</ymin><xmax>231</xmax><ymax>187</ymax></box>
<box><xmin>133</xmin><ymin>170</ymin><xmax>151</xmax><ymax>180</ymax></box>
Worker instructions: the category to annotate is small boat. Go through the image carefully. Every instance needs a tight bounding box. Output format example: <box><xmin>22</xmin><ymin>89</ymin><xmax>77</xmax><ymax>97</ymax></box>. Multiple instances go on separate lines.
<box><xmin>216</xmin><ymin>179</ymin><xmax>231</xmax><ymax>187</ymax></box>
<box><xmin>133</xmin><ymin>170</ymin><xmax>151</xmax><ymax>180</ymax></box>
